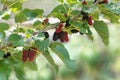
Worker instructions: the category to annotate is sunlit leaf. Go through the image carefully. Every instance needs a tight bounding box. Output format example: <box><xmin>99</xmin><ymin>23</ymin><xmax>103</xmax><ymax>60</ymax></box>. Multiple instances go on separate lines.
<box><xmin>93</xmin><ymin>20</ymin><xmax>109</xmax><ymax>46</ymax></box>
<box><xmin>42</xmin><ymin>50</ymin><xmax>58</xmax><ymax>73</ymax></box>
<box><xmin>14</xmin><ymin>66</ymin><xmax>26</xmax><ymax>80</ymax></box>
<box><xmin>24</xmin><ymin>61</ymin><xmax>38</xmax><ymax>71</ymax></box>
<box><xmin>98</xmin><ymin>5</ymin><xmax>120</xmax><ymax>23</ymax></box>
<box><xmin>50</xmin><ymin>4</ymin><xmax>69</xmax><ymax>14</ymax></box>
<box><xmin>15</xmin><ymin>8</ymin><xmax>43</xmax><ymax>23</ymax></box>
<box><xmin>49</xmin><ymin>42</ymin><xmax>76</xmax><ymax>70</ymax></box>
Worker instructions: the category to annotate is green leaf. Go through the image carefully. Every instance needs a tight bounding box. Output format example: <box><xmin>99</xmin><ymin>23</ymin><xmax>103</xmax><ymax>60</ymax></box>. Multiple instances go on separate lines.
<box><xmin>0</xmin><ymin>23</ymin><xmax>9</xmax><ymax>31</ymax></box>
<box><xmin>8</xmin><ymin>34</ymin><xmax>24</xmax><ymax>47</ymax></box>
<box><xmin>52</xmin><ymin>12</ymin><xmax>67</xmax><ymax>22</ymax></box>
<box><xmin>26</xmin><ymin>9</ymin><xmax>43</xmax><ymax>19</ymax></box>
<box><xmin>69</xmin><ymin>20</ymin><xmax>89</xmax><ymax>33</ymax></box>
<box><xmin>2</xmin><ymin>14</ymin><xmax>10</xmax><ymax>20</ymax></box>
<box><xmin>69</xmin><ymin>20</ymin><xmax>82</xmax><ymax>28</ymax></box>
<box><xmin>33</xmin><ymin>20</ymin><xmax>41</xmax><ymax>27</ymax></box>
<box><xmin>37</xmin><ymin>31</ymin><xmax>45</xmax><ymax>38</ymax></box>
<box><xmin>71</xmin><ymin>10</ymin><xmax>80</xmax><ymax>16</ymax></box>
<box><xmin>0</xmin><ymin>50</ymin><xmax>5</xmax><ymax>60</ymax></box>
<box><xmin>42</xmin><ymin>50</ymin><xmax>58</xmax><ymax>73</ymax></box>
<box><xmin>66</xmin><ymin>0</ymin><xmax>78</xmax><ymax>4</ymax></box>
<box><xmin>0</xmin><ymin>60</ymin><xmax>12</xmax><ymax>80</ymax></box>
<box><xmin>98</xmin><ymin>5</ymin><xmax>120</xmax><ymax>23</ymax></box>
<box><xmin>15</xmin><ymin>9</ymin><xmax>27</xmax><ymax>23</ymax></box>
<box><xmin>10</xmin><ymin>2</ymin><xmax>22</xmax><ymax>11</ymax></box>
<box><xmin>105</xmin><ymin>3</ymin><xmax>120</xmax><ymax>15</ymax></box>
<box><xmin>93</xmin><ymin>20</ymin><xmax>109</xmax><ymax>46</ymax></box>
<box><xmin>25</xmin><ymin>61</ymin><xmax>38</xmax><ymax>71</ymax></box>
<box><xmin>15</xmin><ymin>8</ymin><xmax>43</xmax><ymax>23</ymax></box>
<box><xmin>0</xmin><ymin>30</ymin><xmax>5</xmax><ymax>39</ymax></box>
<box><xmin>50</xmin><ymin>4</ymin><xmax>68</xmax><ymax>14</ymax></box>
<box><xmin>14</xmin><ymin>66</ymin><xmax>26</xmax><ymax>80</ymax></box>
<box><xmin>35</xmin><ymin>39</ymin><xmax>49</xmax><ymax>51</ymax></box>
<box><xmin>49</xmin><ymin>42</ymin><xmax>76</xmax><ymax>70</ymax></box>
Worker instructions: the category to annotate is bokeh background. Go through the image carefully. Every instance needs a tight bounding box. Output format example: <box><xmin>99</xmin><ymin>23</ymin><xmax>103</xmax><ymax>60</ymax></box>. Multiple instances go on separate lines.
<box><xmin>1</xmin><ymin>0</ymin><xmax>120</xmax><ymax>80</ymax></box>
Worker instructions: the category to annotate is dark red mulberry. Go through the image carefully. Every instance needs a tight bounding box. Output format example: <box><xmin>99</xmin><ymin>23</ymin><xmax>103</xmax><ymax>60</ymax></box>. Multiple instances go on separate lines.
<box><xmin>99</xmin><ymin>0</ymin><xmax>108</xmax><ymax>4</ymax></box>
<box><xmin>43</xmin><ymin>32</ymin><xmax>49</xmax><ymax>39</ymax></box>
<box><xmin>58</xmin><ymin>23</ymin><xmax>63</xmax><ymax>28</ymax></box>
<box><xmin>87</xmin><ymin>16</ymin><xmax>93</xmax><ymax>26</ymax></box>
<box><xmin>59</xmin><ymin>31</ymin><xmax>69</xmax><ymax>42</ymax></box>
<box><xmin>71</xmin><ymin>29</ymin><xmax>79</xmax><ymax>33</ymax></box>
<box><xmin>55</xmin><ymin>28</ymin><xmax>62</xmax><ymax>33</ymax></box>
<box><xmin>29</xmin><ymin>48</ymin><xmax>37</xmax><ymax>62</ymax></box>
<box><xmin>53</xmin><ymin>32</ymin><xmax>59</xmax><ymax>41</ymax></box>
<box><xmin>65</xmin><ymin>19</ymin><xmax>70</xmax><ymax>28</ymax></box>
<box><xmin>104</xmin><ymin>0</ymin><xmax>108</xmax><ymax>3</ymax></box>
<box><xmin>3</xmin><ymin>52</ymin><xmax>11</xmax><ymax>58</ymax></box>
<box><xmin>22</xmin><ymin>50</ymin><xmax>29</xmax><ymax>62</ymax></box>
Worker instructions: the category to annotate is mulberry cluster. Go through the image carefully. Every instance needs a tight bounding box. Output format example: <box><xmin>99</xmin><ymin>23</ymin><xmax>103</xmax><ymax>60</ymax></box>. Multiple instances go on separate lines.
<box><xmin>53</xmin><ymin>23</ymin><xmax>69</xmax><ymax>42</ymax></box>
<box><xmin>22</xmin><ymin>48</ymin><xmax>37</xmax><ymax>62</ymax></box>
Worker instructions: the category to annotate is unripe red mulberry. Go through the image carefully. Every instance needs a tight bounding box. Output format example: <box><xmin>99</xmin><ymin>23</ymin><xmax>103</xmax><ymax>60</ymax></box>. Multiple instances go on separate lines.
<box><xmin>55</xmin><ymin>28</ymin><xmax>62</xmax><ymax>33</ymax></box>
<box><xmin>87</xmin><ymin>16</ymin><xmax>93</xmax><ymax>26</ymax></box>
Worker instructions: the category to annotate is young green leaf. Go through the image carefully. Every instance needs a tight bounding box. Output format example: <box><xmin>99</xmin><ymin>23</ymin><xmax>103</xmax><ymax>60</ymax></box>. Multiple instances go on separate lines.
<box><xmin>49</xmin><ymin>42</ymin><xmax>76</xmax><ymax>70</ymax></box>
<box><xmin>93</xmin><ymin>20</ymin><xmax>109</xmax><ymax>46</ymax></box>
